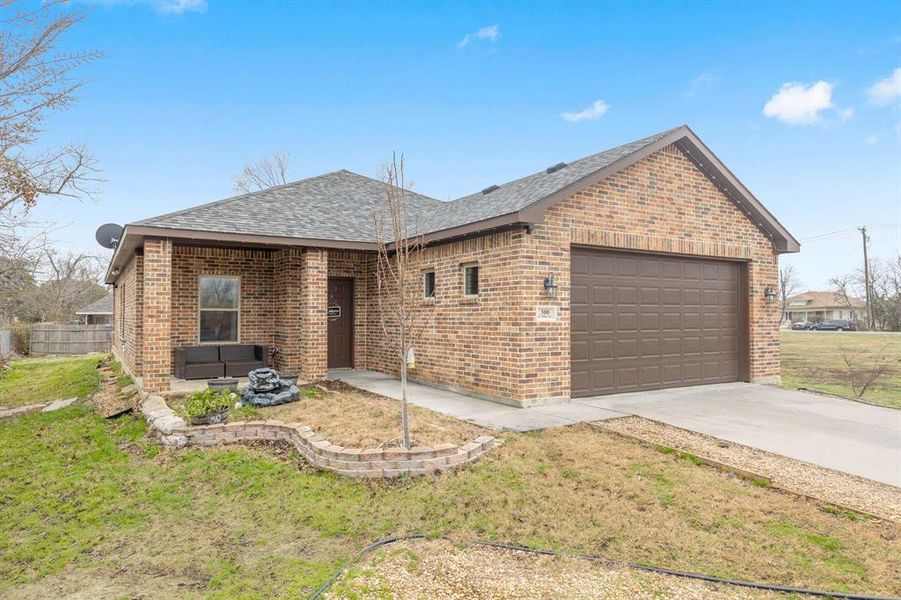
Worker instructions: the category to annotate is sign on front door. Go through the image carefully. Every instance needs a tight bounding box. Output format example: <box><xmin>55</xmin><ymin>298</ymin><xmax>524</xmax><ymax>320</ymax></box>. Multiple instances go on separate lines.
<box><xmin>327</xmin><ymin>305</ymin><xmax>341</xmax><ymax>318</ymax></box>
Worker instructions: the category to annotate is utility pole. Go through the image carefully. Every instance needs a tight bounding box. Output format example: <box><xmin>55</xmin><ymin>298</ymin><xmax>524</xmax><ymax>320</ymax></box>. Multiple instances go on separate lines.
<box><xmin>859</xmin><ymin>226</ymin><xmax>874</xmax><ymax>330</ymax></box>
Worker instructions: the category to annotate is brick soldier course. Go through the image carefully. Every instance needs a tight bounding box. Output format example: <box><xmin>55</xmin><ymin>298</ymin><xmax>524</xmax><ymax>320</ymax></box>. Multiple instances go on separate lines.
<box><xmin>108</xmin><ymin>125</ymin><xmax>799</xmax><ymax>403</ymax></box>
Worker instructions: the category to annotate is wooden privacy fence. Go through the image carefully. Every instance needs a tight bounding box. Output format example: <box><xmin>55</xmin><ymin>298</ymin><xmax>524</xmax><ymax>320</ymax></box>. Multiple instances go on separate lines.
<box><xmin>30</xmin><ymin>324</ymin><xmax>112</xmax><ymax>356</ymax></box>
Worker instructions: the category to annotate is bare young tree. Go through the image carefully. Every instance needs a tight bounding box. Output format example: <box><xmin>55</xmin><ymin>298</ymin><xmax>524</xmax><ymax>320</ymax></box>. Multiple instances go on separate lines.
<box><xmin>778</xmin><ymin>266</ymin><xmax>801</xmax><ymax>323</ymax></box>
<box><xmin>373</xmin><ymin>153</ymin><xmax>434</xmax><ymax>449</ymax></box>
<box><xmin>839</xmin><ymin>343</ymin><xmax>890</xmax><ymax>398</ymax></box>
<box><xmin>233</xmin><ymin>150</ymin><xmax>290</xmax><ymax>194</ymax></box>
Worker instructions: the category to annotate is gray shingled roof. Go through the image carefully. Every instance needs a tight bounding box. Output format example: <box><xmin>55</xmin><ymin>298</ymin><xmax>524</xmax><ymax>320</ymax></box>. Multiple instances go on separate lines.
<box><xmin>420</xmin><ymin>127</ymin><xmax>679</xmax><ymax>234</ymax></box>
<box><xmin>135</xmin><ymin>126</ymin><xmax>681</xmax><ymax>242</ymax></box>
<box><xmin>135</xmin><ymin>170</ymin><xmax>444</xmax><ymax>242</ymax></box>
<box><xmin>76</xmin><ymin>294</ymin><xmax>113</xmax><ymax>315</ymax></box>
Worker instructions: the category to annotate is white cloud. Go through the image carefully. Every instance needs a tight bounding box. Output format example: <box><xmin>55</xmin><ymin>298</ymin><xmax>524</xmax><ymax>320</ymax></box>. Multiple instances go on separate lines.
<box><xmin>457</xmin><ymin>24</ymin><xmax>500</xmax><ymax>49</ymax></box>
<box><xmin>763</xmin><ymin>81</ymin><xmax>835</xmax><ymax>125</ymax></box>
<box><xmin>683</xmin><ymin>73</ymin><xmax>715</xmax><ymax>99</ymax></box>
<box><xmin>561</xmin><ymin>100</ymin><xmax>610</xmax><ymax>123</ymax></box>
<box><xmin>867</xmin><ymin>67</ymin><xmax>901</xmax><ymax>106</ymax></box>
<box><xmin>839</xmin><ymin>107</ymin><xmax>855</xmax><ymax>121</ymax></box>
<box><xmin>866</xmin><ymin>134</ymin><xmax>879</xmax><ymax>144</ymax></box>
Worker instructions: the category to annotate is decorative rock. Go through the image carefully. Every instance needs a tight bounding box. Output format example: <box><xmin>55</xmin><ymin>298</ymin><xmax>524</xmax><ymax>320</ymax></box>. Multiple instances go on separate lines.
<box><xmin>41</xmin><ymin>397</ymin><xmax>78</xmax><ymax>412</ymax></box>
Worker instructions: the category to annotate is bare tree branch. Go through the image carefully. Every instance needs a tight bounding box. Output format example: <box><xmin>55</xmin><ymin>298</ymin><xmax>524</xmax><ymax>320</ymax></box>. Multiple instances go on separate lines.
<box><xmin>0</xmin><ymin>0</ymin><xmax>102</xmax><ymax>214</ymax></box>
<box><xmin>233</xmin><ymin>150</ymin><xmax>290</xmax><ymax>194</ymax></box>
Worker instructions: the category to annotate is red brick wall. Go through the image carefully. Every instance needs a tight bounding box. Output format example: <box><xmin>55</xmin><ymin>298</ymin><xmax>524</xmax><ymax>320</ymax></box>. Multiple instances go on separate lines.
<box><xmin>299</xmin><ymin>249</ymin><xmax>328</xmax><ymax>380</ymax></box>
<box><xmin>363</xmin><ymin>230</ymin><xmax>530</xmax><ymax>402</ymax></box>
<box><xmin>142</xmin><ymin>238</ymin><xmax>172</xmax><ymax>392</ymax></box>
<box><xmin>112</xmin><ymin>252</ymin><xmax>143</xmax><ymax>377</ymax></box>
<box><xmin>169</xmin><ymin>245</ymin><xmax>276</xmax><ymax>372</ymax></box>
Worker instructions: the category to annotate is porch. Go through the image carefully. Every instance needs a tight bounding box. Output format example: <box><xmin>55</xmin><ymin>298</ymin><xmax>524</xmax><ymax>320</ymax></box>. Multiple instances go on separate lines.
<box><xmin>132</xmin><ymin>239</ymin><xmax>375</xmax><ymax>394</ymax></box>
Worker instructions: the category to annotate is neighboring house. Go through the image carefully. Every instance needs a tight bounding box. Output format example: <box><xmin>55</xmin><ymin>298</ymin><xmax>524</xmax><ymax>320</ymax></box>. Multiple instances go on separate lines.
<box><xmin>75</xmin><ymin>294</ymin><xmax>113</xmax><ymax>325</ymax></box>
<box><xmin>105</xmin><ymin>125</ymin><xmax>799</xmax><ymax>404</ymax></box>
<box><xmin>784</xmin><ymin>291</ymin><xmax>865</xmax><ymax>323</ymax></box>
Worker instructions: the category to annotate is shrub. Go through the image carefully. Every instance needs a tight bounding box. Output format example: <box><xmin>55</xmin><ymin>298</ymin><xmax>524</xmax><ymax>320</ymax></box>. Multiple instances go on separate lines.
<box><xmin>10</xmin><ymin>323</ymin><xmax>32</xmax><ymax>355</ymax></box>
<box><xmin>184</xmin><ymin>388</ymin><xmax>236</xmax><ymax>418</ymax></box>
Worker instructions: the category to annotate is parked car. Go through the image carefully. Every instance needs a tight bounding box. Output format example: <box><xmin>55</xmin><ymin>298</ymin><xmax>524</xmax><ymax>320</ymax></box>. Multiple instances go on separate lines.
<box><xmin>791</xmin><ymin>321</ymin><xmax>815</xmax><ymax>330</ymax></box>
<box><xmin>813</xmin><ymin>319</ymin><xmax>856</xmax><ymax>331</ymax></box>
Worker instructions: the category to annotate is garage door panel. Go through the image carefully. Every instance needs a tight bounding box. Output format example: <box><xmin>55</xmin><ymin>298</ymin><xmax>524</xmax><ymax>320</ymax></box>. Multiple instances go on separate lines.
<box><xmin>571</xmin><ymin>283</ymin><xmax>589</xmax><ymax>305</ymax></box>
<box><xmin>591</xmin><ymin>284</ymin><xmax>614</xmax><ymax>304</ymax></box>
<box><xmin>617</xmin><ymin>312</ymin><xmax>638</xmax><ymax>331</ymax></box>
<box><xmin>571</xmin><ymin>248</ymin><xmax>742</xmax><ymax>397</ymax></box>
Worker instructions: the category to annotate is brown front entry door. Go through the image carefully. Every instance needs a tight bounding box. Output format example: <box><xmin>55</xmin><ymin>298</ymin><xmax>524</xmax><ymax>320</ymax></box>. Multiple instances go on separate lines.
<box><xmin>327</xmin><ymin>278</ymin><xmax>354</xmax><ymax>369</ymax></box>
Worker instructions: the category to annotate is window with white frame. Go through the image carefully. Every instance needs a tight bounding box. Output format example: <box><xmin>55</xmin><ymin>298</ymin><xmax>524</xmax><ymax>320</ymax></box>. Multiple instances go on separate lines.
<box><xmin>423</xmin><ymin>270</ymin><xmax>436</xmax><ymax>299</ymax></box>
<box><xmin>199</xmin><ymin>276</ymin><xmax>240</xmax><ymax>342</ymax></box>
<box><xmin>462</xmin><ymin>263</ymin><xmax>479</xmax><ymax>297</ymax></box>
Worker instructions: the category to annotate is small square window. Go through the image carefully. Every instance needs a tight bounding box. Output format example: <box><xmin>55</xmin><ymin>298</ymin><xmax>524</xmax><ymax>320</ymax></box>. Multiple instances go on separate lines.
<box><xmin>463</xmin><ymin>264</ymin><xmax>479</xmax><ymax>297</ymax></box>
<box><xmin>423</xmin><ymin>271</ymin><xmax>436</xmax><ymax>298</ymax></box>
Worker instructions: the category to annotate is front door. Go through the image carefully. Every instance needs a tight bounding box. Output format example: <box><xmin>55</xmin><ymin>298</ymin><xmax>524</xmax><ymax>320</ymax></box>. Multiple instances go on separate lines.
<box><xmin>327</xmin><ymin>278</ymin><xmax>353</xmax><ymax>368</ymax></box>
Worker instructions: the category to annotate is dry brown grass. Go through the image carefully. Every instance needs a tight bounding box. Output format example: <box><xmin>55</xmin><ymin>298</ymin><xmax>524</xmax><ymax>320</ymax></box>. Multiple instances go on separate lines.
<box><xmin>167</xmin><ymin>381</ymin><xmax>486</xmax><ymax>448</ymax></box>
<box><xmin>328</xmin><ymin>538</ymin><xmax>786</xmax><ymax>599</ymax></box>
<box><xmin>8</xmin><ymin>385</ymin><xmax>900</xmax><ymax>597</ymax></box>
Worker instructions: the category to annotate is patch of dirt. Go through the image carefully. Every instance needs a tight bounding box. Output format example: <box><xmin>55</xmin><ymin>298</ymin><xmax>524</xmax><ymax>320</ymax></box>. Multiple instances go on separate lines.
<box><xmin>167</xmin><ymin>382</ymin><xmax>487</xmax><ymax>449</ymax></box>
<box><xmin>326</xmin><ymin>538</ymin><xmax>786</xmax><ymax>599</ymax></box>
<box><xmin>92</xmin><ymin>363</ymin><xmax>136</xmax><ymax>418</ymax></box>
<box><xmin>599</xmin><ymin>416</ymin><xmax>901</xmax><ymax>523</ymax></box>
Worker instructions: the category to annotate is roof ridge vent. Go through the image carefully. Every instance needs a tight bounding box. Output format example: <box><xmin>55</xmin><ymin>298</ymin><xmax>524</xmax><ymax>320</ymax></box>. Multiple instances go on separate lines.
<box><xmin>481</xmin><ymin>184</ymin><xmax>500</xmax><ymax>194</ymax></box>
<box><xmin>545</xmin><ymin>161</ymin><xmax>567</xmax><ymax>174</ymax></box>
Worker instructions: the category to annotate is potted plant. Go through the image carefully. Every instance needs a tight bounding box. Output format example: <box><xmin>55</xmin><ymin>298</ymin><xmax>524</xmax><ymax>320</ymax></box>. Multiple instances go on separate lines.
<box><xmin>185</xmin><ymin>388</ymin><xmax>236</xmax><ymax>426</ymax></box>
<box><xmin>207</xmin><ymin>377</ymin><xmax>239</xmax><ymax>393</ymax></box>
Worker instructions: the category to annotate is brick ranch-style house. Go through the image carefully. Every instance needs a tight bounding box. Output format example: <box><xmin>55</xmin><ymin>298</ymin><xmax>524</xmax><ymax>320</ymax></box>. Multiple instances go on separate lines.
<box><xmin>106</xmin><ymin>125</ymin><xmax>799</xmax><ymax>406</ymax></box>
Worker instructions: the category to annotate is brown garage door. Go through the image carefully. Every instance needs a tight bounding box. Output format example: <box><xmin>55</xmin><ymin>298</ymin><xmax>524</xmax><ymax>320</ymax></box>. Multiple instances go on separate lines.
<box><xmin>571</xmin><ymin>248</ymin><xmax>744</xmax><ymax>397</ymax></box>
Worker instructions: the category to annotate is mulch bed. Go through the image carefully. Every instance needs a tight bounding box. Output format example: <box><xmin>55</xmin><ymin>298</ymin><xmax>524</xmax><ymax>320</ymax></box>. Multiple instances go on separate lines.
<box><xmin>92</xmin><ymin>363</ymin><xmax>136</xmax><ymax>418</ymax></box>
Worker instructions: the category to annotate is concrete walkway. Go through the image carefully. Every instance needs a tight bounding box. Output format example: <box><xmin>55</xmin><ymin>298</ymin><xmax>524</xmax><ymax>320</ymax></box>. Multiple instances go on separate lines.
<box><xmin>329</xmin><ymin>370</ymin><xmax>626</xmax><ymax>431</ymax></box>
<box><xmin>330</xmin><ymin>370</ymin><xmax>901</xmax><ymax>487</ymax></box>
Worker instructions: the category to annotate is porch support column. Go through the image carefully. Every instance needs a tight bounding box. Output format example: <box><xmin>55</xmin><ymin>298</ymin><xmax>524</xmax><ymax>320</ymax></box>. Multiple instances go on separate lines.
<box><xmin>299</xmin><ymin>248</ymin><xmax>328</xmax><ymax>381</ymax></box>
<box><xmin>142</xmin><ymin>237</ymin><xmax>173</xmax><ymax>393</ymax></box>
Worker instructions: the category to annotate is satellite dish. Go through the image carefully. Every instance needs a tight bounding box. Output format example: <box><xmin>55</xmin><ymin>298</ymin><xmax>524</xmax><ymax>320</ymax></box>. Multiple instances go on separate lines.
<box><xmin>95</xmin><ymin>223</ymin><xmax>124</xmax><ymax>249</ymax></box>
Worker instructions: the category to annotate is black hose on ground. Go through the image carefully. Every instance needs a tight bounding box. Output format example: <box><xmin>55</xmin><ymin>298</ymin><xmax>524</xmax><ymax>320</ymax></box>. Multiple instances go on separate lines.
<box><xmin>308</xmin><ymin>534</ymin><xmax>899</xmax><ymax>600</ymax></box>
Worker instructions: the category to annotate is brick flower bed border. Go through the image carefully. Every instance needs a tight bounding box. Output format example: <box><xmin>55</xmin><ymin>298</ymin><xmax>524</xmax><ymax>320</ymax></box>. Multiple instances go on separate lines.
<box><xmin>141</xmin><ymin>395</ymin><xmax>496</xmax><ymax>478</ymax></box>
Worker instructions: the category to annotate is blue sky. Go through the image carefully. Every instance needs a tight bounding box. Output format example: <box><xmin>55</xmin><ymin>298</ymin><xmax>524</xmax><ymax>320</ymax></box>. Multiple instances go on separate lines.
<box><xmin>31</xmin><ymin>0</ymin><xmax>901</xmax><ymax>289</ymax></box>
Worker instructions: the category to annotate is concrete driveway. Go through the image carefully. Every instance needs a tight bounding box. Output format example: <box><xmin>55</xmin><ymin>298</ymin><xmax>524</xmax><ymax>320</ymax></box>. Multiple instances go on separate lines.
<box><xmin>581</xmin><ymin>383</ymin><xmax>901</xmax><ymax>487</ymax></box>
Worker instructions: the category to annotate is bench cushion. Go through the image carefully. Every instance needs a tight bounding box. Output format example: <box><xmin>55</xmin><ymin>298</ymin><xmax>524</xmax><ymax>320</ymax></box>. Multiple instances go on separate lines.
<box><xmin>184</xmin><ymin>362</ymin><xmax>224</xmax><ymax>380</ymax></box>
<box><xmin>184</xmin><ymin>345</ymin><xmax>220</xmax><ymax>363</ymax></box>
<box><xmin>219</xmin><ymin>344</ymin><xmax>256</xmax><ymax>361</ymax></box>
<box><xmin>224</xmin><ymin>360</ymin><xmax>265</xmax><ymax>378</ymax></box>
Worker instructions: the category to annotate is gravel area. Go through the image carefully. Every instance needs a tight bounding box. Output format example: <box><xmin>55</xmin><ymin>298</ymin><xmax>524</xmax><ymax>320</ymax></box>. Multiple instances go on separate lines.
<box><xmin>327</xmin><ymin>539</ymin><xmax>784</xmax><ymax>599</ymax></box>
<box><xmin>599</xmin><ymin>416</ymin><xmax>901</xmax><ymax>523</ymax></box>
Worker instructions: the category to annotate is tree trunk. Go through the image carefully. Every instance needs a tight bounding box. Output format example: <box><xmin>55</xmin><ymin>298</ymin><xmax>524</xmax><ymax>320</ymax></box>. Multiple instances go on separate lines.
<box><xmin>400</xmin><ymin>348</ymin><xmax>410</xmax><ymax>449</ymax></box>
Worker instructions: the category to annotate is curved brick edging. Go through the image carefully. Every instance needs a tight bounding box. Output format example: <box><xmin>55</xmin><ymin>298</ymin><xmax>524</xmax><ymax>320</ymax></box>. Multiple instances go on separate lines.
<box><xmin>140</xmin><ymin>395</ymin><xmax>496</xmax><ymax>478</ymax></box>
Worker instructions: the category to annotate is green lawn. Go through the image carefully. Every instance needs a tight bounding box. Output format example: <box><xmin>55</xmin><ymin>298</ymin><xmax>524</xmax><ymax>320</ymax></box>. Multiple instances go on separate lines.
<box><xmin>0</xmin><ymin>355</ymin><xmax>103</xmax><ymax>408</ymax></box>
<box><xmin>1</xmin><ymin>401</ymin><xmax>899</xmax><ymax>598</ymax></box>
<box><xmin>781</xmin><ymin>331</ymin><xmax>901</xmax><ymax>409</ymax></box>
